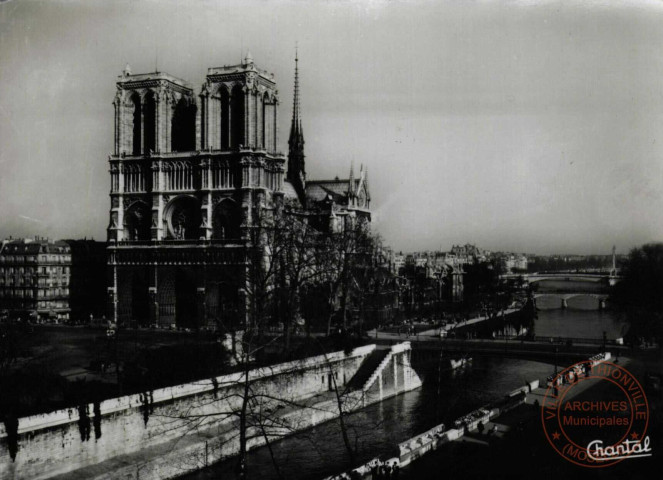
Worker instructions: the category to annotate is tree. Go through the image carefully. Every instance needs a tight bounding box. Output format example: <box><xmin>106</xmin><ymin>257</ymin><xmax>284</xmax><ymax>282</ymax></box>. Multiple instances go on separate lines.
<box><xmin>612</xmin><ymin>243</ymin><xmax>663</xmax><ymax>344</ymax></box>
<box><xmin>272</xmin><ymin>211</ymin><xmax>326</xmax><ymax>349</ymax></box>
<box><xmin>462</xmin><ymin>260</ymin><xmax>507</xmax><ymax>315</ymax></box>
<box><xmin>316</xmin><ymin>218</ymin><xmax>381</xmax><ymax>335</ymax></box>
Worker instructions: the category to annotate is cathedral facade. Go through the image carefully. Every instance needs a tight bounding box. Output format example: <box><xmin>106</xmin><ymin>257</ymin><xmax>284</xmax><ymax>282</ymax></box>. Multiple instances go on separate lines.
<box><xmin>107</xmin><ymin>53</ymin><xmax>370</xmax><ymax>329</ymax></box>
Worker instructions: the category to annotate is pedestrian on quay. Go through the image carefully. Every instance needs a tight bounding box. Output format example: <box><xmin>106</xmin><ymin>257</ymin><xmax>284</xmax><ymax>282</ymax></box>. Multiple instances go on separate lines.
<box><xmin>379</xmin><ymin>462</ymin><xmax>388</xmax><ymax>478</ymax></box>
<box><xmin>371</xmin><ymin>460</ymin><xmax>379</xmax><ymax>479</ymax></box>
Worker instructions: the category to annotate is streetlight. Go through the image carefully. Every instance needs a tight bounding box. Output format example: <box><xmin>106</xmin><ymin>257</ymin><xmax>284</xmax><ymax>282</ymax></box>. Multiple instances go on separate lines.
<box><xmin>602</xmin><ymin>330</ymin><xmax>607</xmax><ymax>353</ymax></box>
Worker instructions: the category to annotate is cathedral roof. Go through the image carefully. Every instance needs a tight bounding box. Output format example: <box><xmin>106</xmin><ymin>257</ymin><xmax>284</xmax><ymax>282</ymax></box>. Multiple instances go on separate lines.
<box><xmin>305</xmin><ymin>179</ymin><xmax>360</xmax><ymax>203</ymax></box>
<box><xmin>282</xmin><ymin>180</ymin><xmax>301</xmax><ymax>201</ymax></box>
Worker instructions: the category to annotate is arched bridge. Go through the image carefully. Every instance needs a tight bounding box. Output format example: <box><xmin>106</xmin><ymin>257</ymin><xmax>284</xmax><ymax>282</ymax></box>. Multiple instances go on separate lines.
<box><xmin>501</xmin><ymin>272</ymin><xmax>620</xmax><ymax>283</ymax></box>
<box><xmin>533</xmin><ymin>292</ymin><xmax>610</xmax><ymax>310</ymax></box>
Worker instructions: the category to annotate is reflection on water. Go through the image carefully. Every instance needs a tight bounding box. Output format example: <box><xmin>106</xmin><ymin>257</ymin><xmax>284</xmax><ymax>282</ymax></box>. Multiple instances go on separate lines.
<box><xmin>535</xmin><ymin>294</ymin><xmax>602</xmax><ymax>310</ymax></box>
<box><xmin>534</xmin><ymin>308</ymin><xmax>627</xmax><ymax>340</ymax></box>
<box><xmin>181</xmin><ymin>357</ymin><xmax>554</xmax><ymax>480</ymax></box>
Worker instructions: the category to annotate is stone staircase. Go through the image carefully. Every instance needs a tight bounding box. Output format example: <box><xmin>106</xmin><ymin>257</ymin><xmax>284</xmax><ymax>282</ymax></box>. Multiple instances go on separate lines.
<box><xmin>345</xmin><ymin>348</ymin><xmax>390</xmax><ymax>392</ymax></box>
<box><xmin>362</xmin><ymin>349</ymin><xmax>396</xmax><ymax>393</ymax></box>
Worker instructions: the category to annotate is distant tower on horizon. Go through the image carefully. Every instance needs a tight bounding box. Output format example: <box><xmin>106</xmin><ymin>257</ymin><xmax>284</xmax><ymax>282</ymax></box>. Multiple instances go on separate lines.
<box><xmin>609</xmin><ymin>245</ymin><xmax>618</xmax><ymax>286</ymax></box>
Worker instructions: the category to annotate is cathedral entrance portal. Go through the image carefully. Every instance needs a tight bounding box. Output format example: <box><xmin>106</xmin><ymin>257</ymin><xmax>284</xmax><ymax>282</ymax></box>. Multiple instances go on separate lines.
<box><xmin>117</xmin><ymin>267</ymin><xmax>150</xmax><ymax>326</ymax></box>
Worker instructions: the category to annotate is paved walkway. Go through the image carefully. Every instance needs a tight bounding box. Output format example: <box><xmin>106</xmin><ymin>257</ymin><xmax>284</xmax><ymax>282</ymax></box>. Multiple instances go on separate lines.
<box><xmin>367</xmin><ymin>308</ymin><xmax>520</xmax><ymax>341</ymax></box>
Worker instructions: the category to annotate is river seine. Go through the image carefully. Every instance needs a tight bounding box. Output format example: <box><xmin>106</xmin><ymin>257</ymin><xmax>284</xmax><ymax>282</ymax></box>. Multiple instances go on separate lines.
<box><xmin>534</xmin><ymin>279</ymin><xmax>627</xmax><ymax>340</ymax></box>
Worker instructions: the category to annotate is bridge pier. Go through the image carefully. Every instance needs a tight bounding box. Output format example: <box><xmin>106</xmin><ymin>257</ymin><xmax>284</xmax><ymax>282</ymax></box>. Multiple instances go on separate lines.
<box><xmin>561</xmin><ymin>298</ymin><xmax>568</xmax><ymax>309</ymax></box>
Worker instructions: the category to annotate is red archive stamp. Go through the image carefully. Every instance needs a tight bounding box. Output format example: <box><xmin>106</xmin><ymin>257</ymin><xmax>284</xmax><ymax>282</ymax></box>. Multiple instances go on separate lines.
<box><xmin>541</xmin><ymin>359</ymin><xmax>651</xmax><ymax>467</ymax></box>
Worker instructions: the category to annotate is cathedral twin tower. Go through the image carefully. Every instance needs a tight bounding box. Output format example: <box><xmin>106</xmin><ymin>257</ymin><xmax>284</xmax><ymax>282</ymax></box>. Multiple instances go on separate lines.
<box><xmin>107</xmin><ymin>53</ymin><xmax>369</xmax><ymax>329</ymax></box>
<box><xmin>109</xmin><ymin>52</ymin><xmax>284</xmax><ymax>245</ymax></box>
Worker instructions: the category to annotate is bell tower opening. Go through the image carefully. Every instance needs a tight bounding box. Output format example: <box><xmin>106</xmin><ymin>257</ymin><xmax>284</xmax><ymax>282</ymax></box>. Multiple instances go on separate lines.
<box><xmin>220</xmin><ymin>88</ymin><xmax>230</xmax><ymax>150</ymax></box>
<box><xmin>171</xmin><ymin>98</ymin><xmax>196</xmax><ymax>152</ymax></box>
<box><xmin>143</xmin><ymin>91</ymin><xmax>156</xmax><ymax>154</ymax></box>
<box><xmin>230</xmin><ymin>84</ymin><xmax>245</xmax><ymax>148</ymax></box>
<box><xmin>131</xmin><ymin>93</ymin><xmax>142</xmax><ymax>155</ymax></box>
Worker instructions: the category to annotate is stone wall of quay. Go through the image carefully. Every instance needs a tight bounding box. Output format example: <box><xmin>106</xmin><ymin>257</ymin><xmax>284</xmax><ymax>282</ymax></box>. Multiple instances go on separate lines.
<box><xmin>106</xmin><ymin>343</ymin><xmax>421</xmax><ymax>480</ymax></box>
<box><xmin>95</xmin><ymin>343</ymin><xmax>421</xmax><ymax>480</ymax></box>
<box><xmin>0</xmin><ymin>344</ymin><xmax>377</xmax><ymax>480</ymax></box>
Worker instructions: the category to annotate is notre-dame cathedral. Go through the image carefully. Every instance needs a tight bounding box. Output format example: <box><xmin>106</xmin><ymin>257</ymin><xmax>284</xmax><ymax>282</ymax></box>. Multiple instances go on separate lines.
<box><xmin>107</xmin><ymin>53</ymin><xmax>371</xmax><ymax>329</ymax></box>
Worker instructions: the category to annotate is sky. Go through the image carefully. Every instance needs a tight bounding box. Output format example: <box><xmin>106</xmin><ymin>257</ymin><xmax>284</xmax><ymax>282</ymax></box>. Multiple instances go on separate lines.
<box><xmin>1</xmin><ymin>0</ymin><xmax>662</xmax><ymax>255</ymax></box>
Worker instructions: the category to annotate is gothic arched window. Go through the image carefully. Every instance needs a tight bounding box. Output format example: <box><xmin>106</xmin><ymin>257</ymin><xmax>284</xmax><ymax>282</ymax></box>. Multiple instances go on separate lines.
<box><xmin>131</xmin><ymin>93</ymin><xmax>142</xmax><ymax>155</ymax></box>
<box><xmin>172</xmin><ymin>97</ymin><xmax>196</xmax><ymax>152</ymax></box>
<box><xmin>124</xmin><ymin>201</ymin><xmax>151</xmax><ymax>241</ymax></box>
<box><xmin>230</xmin><ymin>85</ymin><xmax>244</xmax><ymax>148</ymax></box>
<box><xmin>220</xmin><ymin>88</ymin><xmax>230</xmax><ymax>150</ymax></box>
<box><xmin>143</xmin><ymin>92</ymin><xmax>156</xmax><ymax>154</ymax></box>
<box><xmin>123</xmin><ymin>163</ymin><xmax>146</xmax><ymax>192</ymax></box>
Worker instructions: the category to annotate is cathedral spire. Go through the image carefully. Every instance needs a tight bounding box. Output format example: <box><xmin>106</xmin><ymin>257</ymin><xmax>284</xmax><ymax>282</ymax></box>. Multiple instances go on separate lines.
<box><xmin>288</xmin><ymin>46</ymin><xmax>306</xmax><ymax>205</ymax></box>
<box><xmin>289</xmin><ymin>47</ymin><xmax>304</xmax><ymax>146</ymax></box>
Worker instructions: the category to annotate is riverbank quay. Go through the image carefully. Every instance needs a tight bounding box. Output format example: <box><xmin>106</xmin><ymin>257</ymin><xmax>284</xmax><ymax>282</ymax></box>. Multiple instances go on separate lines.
<box><xmin>321</xmin><ymin>382</ymin><xmax>536</xmax><ymax>479</ymax></box>
<box><xmin>0</xmin><ymin>342</ymin><xmax>422</xmax><ymax>480</ymax></box>
<box><xmin>180</xmin><ymin>356</ymin><xmax>556</xmax><ymax>480</ymax></box>
<box><xmin>323</xmin><ymin>353</ymin><xmax>634</xmax><ymax>479</ymax></box>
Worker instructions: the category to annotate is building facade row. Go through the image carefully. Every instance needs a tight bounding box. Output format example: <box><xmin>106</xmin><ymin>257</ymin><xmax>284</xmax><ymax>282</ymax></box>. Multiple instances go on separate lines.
<box><xmin>0</xmin><ymin>238</ymin><xmax>108</xmax><ymax>322</ymax></box>
<box><xmin>0</xmin><ymin>238</ymin><xmax>71</xmax><ymax>321</ymax></box>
